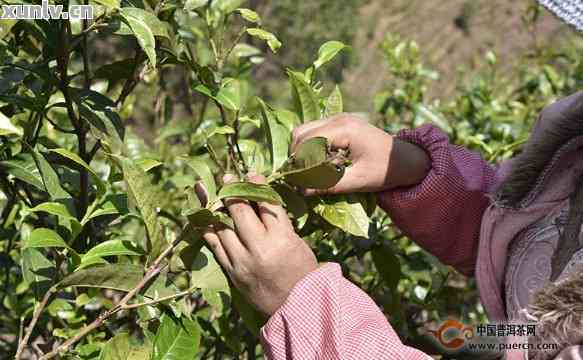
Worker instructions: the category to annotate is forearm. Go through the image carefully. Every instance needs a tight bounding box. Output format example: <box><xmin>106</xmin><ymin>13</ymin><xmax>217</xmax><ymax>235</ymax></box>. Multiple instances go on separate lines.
<box><xmin>385</xmin><ymin>137</ymin><xmax>431</xmax><ymax>189</ymax></box>
<box><xmin>377</xmin><ymin>124</ymin><xmax>497</xmax><ymax>275</ymax></box>
<box><xmin>260</xmin><ymin>263</ymin><xmax>432</xmax><ymax>360</ymax></box>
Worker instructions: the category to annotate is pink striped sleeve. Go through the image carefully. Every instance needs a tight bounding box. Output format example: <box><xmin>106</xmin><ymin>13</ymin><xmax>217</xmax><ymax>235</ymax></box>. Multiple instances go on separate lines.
<box><xmin>377</xmin><ymin>124</ymin><xmax>497</xmax><ymax>276</ymax></box>
<box><xmin>260</xmin><ymin>263</ymin><xmax>432</xmax><ymax>360</ymax></box>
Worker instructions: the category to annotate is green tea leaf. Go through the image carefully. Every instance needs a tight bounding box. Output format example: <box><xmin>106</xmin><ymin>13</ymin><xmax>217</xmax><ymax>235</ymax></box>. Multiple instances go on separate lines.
<box><xmin>273</xmin><ymin>183</ymin><xmax>308</xmax><ymax>229</ymax></box>
<box><xmin>120</xmin><ymin>157</ymin><xmax>164</xmax><ymax>261</ymax></box>
<box><xmin>0</xmin><ymin>112</ymin><xmax>22</xmax><ymax>136</ymax></box>
<box><xmin>81</xmin><ymin>193</ymin><xmax>129</xmax><ymax>225</ymax></box>
<box><xmin>50</xmin><ymin>148</ymin><xmax>106</xmax><ymax>195</ymax></box>
<box><xmin>0</xmin><ymin>155</ymin><xmax>44</xmax><ymax>191</ymax></box>
<box><xmin>287</xmin><ymin>70</ymin><xmax>320</xmax><ymax>122</ymax></box>
<box><xmin>313</xmin><ymin>195</ymin><xmax>369</xmax><ymax>238</ymax></box>
<box><xmin>93</xmin><ymin>0</ymin><xmax>120</xmax><ymax>8</ymax></box>
<box><xmin>185</xmin><ymin>0</ymin><xmax>208</xmax><ymax>10</ymax></box>
<box><xmin>153</xmin><ymin>315</ymin><xmax>201</xmax><ymax>360</ymax></box>
<box><xmin>59</xmin><ymin>264</ymin><xmax>181</xmax><ymax>299</ymax></box>
<box><xmin>80</xmin><ymin>240</ymin><xmax>144</xmax><ymax>268</ymax></box>
<box><xmin>237</xmin><ymin>8</ymin><xmax>261</xmax><ymax>24</ymax></box>
<box><xmin>185</xmin><ymin>157</ymin><xmax>216</xmax><ymax>203</ymax></box>
<box><xmin>413</xmin><ymin>104</ymin><xmax>451</xmax><ymax>133</ymax></box>
<box><xmin>30</xmin><ymin>149</ymin><xmax>71</xmax><ymax>201</ymax></box>
<box><xmin>0</xmin><ymin>19</ymin><xmax>17</xmax><ymax>39</ymax></box>
<box><xmin>190</xmin><ymin>247</ymin><xmax>230</xmax><ymax>291</ymax></box>
<box><xmin>212</xmin><ymin>0</ymin><xmax>245</xmax><ymax>13</ymax></box>
<box><xmin>136</xmin><ymin>159</ymin><xmax>163</xmax><ymax>172</ymax></box>
<box><xmin>231</xmin><ymin>286</ymin><xmax>267</xmax><ymax>336</ymax></box>
<box><xmin>274</xmin><ymin>109</ymin><xmax>301</xmax><ymax>133</ymax></box>
<box><xmin>21</xmin><ymin>248</ymin><xmax>56</xmax><ymax>300</ymax></box>
<box><xmin>119</xmin><ymin>8</ymin><xmax>169</xmax><ymax>38</ymax></box>
<box><xmin>218</xmin><ymin>182</ymin><xmax>283</xmax><ymax>204</ymax></box>
<box><xmin>193</xmin><ymin>84</ymin><xmax>240</xmax><ymax>111</ymax></box>
<box><xmin>246</xmin><ymin>28</ymin><xmax>281</xmax><ymax>53</ymax></box>
<box><xmin>314</xmin><ymin>41</ymin><xmax>347</xmax><ymax>69</ymax></box>
<box><xmin>186</xmin><ymin>208</ymin><xmax>215</xmax><ymax>227</ymax></box>
<box><xmin>281</xmin><ymin>137</ymin><xmax>344</xmax><ymax>189</ymax></box>
<box><xmin>285</xmin><ymin>162</ymin><xmax>343</xmax><ymax>189</ymax></box>
<box><xmin>24</xmin><ymin>228</ymin><xmax>71</xmax><ymax>250</ymax></box>
<box><xmin>27</xmin><ymin>202</ymin><xmax>75</xmax><ymax>221</ymax></box>
<box><xmin>207</xmin><ymin>125</ymin><xmax>235</xmax><ymax>138</ymax></box>
<box><xmin>257</xmin><ymin>98</ymin><xmax>290</xmax><ymax>172</ymax></box>
<box><xmin>78</xmin><ymin>103</ymin><xmax>124</xmax><ymax>155</ymax></box>
<box><xmin>120</xmin><ymin>8</ymin><xmax>158</xmax><ymax>66</ymax></box>
<box><xmin>231</xmin><ymin>43</ymin><xmax>262</xmax><ymax>58</ymax></box>
<box><xmin>371</xmin><ymin>245</ymin><xmax>401</xmax><ymax>292</ymax></box>
<box><xmin>98</xmin><ymin>332</ymin><xmax>152</xmax><ymax>360</ymax></box>
<box><xmin>60</xmin><ymin>264</ymin><xmax>142</xmax><ymax>290</ymax></box>
<box><xmin>325</xmin><ymin>85</ymin><xmax>343</xmax><ymax>116</ymax></box>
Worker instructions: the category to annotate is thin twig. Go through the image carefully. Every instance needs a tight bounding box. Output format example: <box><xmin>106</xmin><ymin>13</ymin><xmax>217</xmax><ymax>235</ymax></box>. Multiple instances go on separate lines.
<box><xmin>38</xmin><ymin>226</ymin><xmax>196</xmax><ymax>359</ymax></box>
<box><xmin>232</xmin><ymin>111</ymin><xmax>248</xmax><ymax>173</ymax></box>
<box><xmin>87</xmin><ymin>140</ymin><xmax>101</xmax><ymax>162</ymax></box>
<box><xmin>122</xmin><ymin>286</ymin><xmax>196</xmax><ymax>310</ymax></box>
<box><xmin>82</xmin><ymin>0</ymin><xmax>91</xmax><ymax>90</ymax></box>
<box><xmin>214</xmin><ymin>100</ymin><xmax>244</xmax><ymax>177</ymax></box>
<box><xmin>206</xmin><ymin>142</ymin><xmax>226</xmax><ymax>175</ymax></box>
<box><xmin>220</xmin><ymin>26</ymin><xmax>247</xmax><ymax>69</ymax></box>
<box><xmin>14</xmin><ymin>286</ymin><xmax>57</xmax><ymax>360</ymax></box>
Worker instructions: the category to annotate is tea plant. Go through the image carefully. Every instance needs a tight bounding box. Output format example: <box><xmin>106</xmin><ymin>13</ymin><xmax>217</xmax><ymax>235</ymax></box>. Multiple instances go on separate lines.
<box><xmin>0</xmin><ymin>1</ymin><xmax>372</xmax><ymax>358</ymax></box>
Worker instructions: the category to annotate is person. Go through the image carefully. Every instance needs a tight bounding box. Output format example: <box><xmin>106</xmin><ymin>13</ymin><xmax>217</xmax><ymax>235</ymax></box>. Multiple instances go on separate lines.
<box><xmin>201</xmin><ymin>2</ymin><xmax>583</xmax><ymax>359</ymax></box>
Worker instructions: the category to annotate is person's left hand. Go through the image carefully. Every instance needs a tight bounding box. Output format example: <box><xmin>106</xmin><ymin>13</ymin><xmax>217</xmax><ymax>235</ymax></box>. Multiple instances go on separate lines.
<box><xmin>202</xmin><ymin>174</ymin><xmax>318</xmax><ymax>316</ymax></box>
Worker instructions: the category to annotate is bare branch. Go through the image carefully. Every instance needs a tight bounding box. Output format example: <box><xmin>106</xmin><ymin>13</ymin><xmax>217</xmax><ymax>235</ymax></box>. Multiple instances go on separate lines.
<box><xmin>14</xmin><ymin>286</ymin><xmax>57</xmax><ymax>360</ymax></box>
<box><xmin>38</xmin><ymin>226</ymin><xmax>198</xmax><ymax>360</ymax></box>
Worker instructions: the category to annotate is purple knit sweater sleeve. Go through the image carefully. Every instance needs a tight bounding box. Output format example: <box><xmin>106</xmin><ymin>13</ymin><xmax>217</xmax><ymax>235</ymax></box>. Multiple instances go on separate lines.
<box><xmin>377</xmin><ymin>124</ymin><xmax>497</xmax><ymax>276</ymax></box>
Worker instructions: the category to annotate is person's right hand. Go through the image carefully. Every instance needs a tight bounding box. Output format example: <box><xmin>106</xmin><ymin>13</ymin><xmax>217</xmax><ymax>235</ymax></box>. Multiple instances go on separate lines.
<box><xmin>290</xmin><ymin>114</ymin><xmax>430</xmax><ymax>195</ymax></box>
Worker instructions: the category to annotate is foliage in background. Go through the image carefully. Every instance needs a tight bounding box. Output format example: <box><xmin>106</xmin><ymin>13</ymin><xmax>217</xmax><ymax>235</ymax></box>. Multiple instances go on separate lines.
<box><xmin>0</xmin><ymin>1</ymin><xmax>582</xmax><ymax>360</ymax></box>
<box><xmin>256</xmin><ymin>0</ymin><xmax>362</xmax><ymax>83</ymax></box>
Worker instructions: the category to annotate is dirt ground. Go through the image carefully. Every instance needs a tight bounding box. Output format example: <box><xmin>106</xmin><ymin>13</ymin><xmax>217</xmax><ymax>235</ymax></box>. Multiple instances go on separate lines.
<box><xmin>344</xmin><ymin>0</ymin><xmax>576</xmax><ymax>111</ymax></box>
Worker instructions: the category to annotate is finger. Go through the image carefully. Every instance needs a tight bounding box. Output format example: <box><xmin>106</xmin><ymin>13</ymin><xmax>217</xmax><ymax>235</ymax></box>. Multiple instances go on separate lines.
<box><xmin>215</xmin><ymin>225</ymin><xmax>249</xmax><ymax>259</ymax></box>
<box><xmin>223</xmin><ymin>174</ymin><xmax>266</xmax><ymax>242</ymax></box>
<box><xmin>202</xmin><ymin>228</ymin><xmax>232</xmax><ymax>270</ymax></box>
<box><xmin>291</xmin><ymin>116</ymin><xmax>352</xmax><ymax>153</ymax></box>
<box><xmin>290</xmin><ymin>118</ymin><xmax>331</xmax><ymax>148</ymax></box>
<box><xmin>247</xmin><ymin>174</ymin><xmax>291</xmax><ymax>229</ymax></box>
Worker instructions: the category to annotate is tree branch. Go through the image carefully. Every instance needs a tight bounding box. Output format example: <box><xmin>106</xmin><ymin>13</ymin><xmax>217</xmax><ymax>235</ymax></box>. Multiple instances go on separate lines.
<box><xmin>214</xmin><ymin>100</ymin><xmax>246</xmax><ymax>176</ymax></box>
<box><xmin>14</xmin><ymin>286</ymin><xmax>58</xmax><ymax>360</ymax></box>
<box><xmin>121</xmin><ymin>286</ymin><xmax>196</xmax><ymax>310</ymax></box>
<box><xmin>38</xmin><ymin>226</ymin><xmax>197</xmax><ymax>359</ymax></box>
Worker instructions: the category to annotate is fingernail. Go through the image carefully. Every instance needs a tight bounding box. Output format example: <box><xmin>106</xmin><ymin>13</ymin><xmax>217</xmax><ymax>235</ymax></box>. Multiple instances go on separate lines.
<box><xmin>223</xmin><ymin>173</ymin><xmax>236</xmax><ymax>183</ymax></box>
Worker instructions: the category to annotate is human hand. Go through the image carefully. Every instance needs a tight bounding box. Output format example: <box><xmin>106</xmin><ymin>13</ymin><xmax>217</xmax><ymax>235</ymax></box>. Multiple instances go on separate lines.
<box><xmin>202</xmin><ymin>174</ymin><xmax>318</xmax><ymax>316</ymax></box>
<box><xmin>291</xmin><ymin>114</ymin><xmax>430</xmax><ymax>195</ymax></box>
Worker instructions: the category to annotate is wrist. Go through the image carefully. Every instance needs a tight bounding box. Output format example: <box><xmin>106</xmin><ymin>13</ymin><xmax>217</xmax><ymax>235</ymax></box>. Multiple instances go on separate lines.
<box><xmin>385</xmin><ymin>138</ymin><xmax>430</xmax><ymax>189</ymax></box>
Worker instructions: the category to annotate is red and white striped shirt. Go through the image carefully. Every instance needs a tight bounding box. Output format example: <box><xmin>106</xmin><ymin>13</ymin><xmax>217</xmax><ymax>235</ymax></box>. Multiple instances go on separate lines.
<box><xmin>260</xmin><ymin>124</ymin><xmax>497</xmax><ymax>359</ymax></box>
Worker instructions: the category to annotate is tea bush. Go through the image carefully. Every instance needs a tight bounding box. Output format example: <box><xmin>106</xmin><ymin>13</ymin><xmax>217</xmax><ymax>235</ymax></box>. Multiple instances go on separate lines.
<box><xmin>0</xmin><ymin>1</ymin><xmax>581</xmax><ymax>359</ymax></box>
